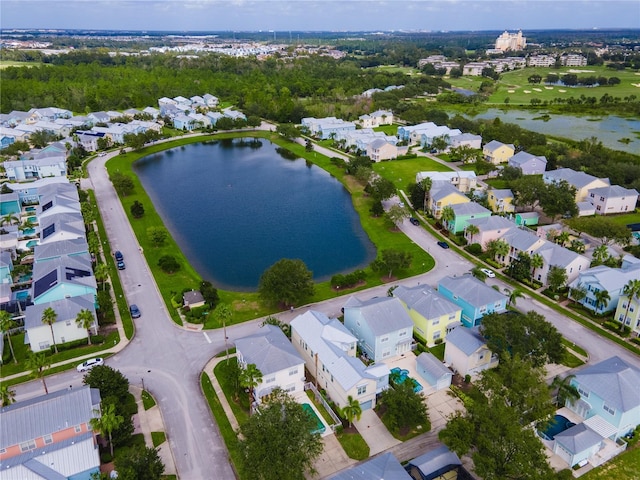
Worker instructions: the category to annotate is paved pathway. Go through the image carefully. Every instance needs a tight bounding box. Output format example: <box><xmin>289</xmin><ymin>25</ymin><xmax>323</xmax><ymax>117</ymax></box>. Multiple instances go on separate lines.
<box><xmin>353</xmin><ymin>409</ymin><xmax>400</xmax><ymax>455</ymax></box>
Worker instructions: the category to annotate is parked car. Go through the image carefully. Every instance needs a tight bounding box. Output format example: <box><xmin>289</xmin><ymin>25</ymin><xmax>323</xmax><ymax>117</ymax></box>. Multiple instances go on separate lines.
<box><xmin>114</xmin><ymin>251</ymin><xmax>124</xmax><ymax>262</ymax></box>
<box><xmin>117</xmin><ymin>260</ymin><xmax>126</xmax><ymax>270</ymax></box>
<box><xmin>129</xmin><ymin>304</ymin><xmax>141</xmax><ymax>318</ymax></box>
<box><xmin>480</xmin><ymin>268</ymin><xmax>495</xmax><ymax>278</ymax></box>
<box><xmin>409</xmin><ymin>217</ymin><xmax>420</xmax><ymax>226</ymax></box>
<box><xmin>77</xmin><ymin>357</ymin><xmax>104</xmax><ymax>372</ymax></box>
<box><xmin>437</xmin><ymin>241</ymin><xmax>450</xmax><ymax>249</ymax></box>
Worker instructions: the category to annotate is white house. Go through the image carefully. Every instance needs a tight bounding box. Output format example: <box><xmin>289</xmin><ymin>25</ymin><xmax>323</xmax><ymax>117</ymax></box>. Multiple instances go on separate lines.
<box><xmin>508</xmin><ymin>151</ymin><xmax>547</xmax><ymax>175</ymax></box>
<box><xmin>343</xmin><ymin>296</ymin><xmax>414</xmax><ymax>363</ymax></box>
<box><xmin>543</xmin><ymin>168</ymin><xmax>610</xmax><ymax>202</ymax></box>
<box><xmin>235</xmin><ymin>324</ymin><xmax>306</xmax><ymax>403</ymax></box>
<box><xmin>291</xmin><ymin>310</ymin><xmax>389</xmax><ymax>410</ymax></box>
<box><xmin>587</xmin><ymin>185</ymin><xmax>639</xmax><ymax>215</ymax></box>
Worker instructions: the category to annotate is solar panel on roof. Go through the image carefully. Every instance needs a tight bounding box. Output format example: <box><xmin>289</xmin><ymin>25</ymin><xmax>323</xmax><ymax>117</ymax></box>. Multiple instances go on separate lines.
<box><xmin>65</xmin><ymin>267</ymin><xmax>91</xmax><ymax>280</ymax></box>
<box><xmin>42</xmin><ymin>223</ymin><xmax>55</xmax><ymax>239</ymax></box>
<box><xmin>41</xmin><ymin>200</ymin><xmax>53</xmax><ymax>212</ymax></box>
<box><xmin>33</xmin><ymin>269</ymin><xmax>58</xmax><ymax>298</ymax></box>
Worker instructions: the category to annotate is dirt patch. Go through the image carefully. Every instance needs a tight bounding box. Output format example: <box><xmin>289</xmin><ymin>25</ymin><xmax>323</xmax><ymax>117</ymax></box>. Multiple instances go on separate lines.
<box><xmin>451</xmin><ymin>373</ymin><xmax>473</xmax><ymax>393</ymax></box>
<box><xmin>232</xmin><ymin>300</ymin><xmax>260</xmax><ymax>312</ymax></box>
<box><xmin>332</xmin><ymin>280</ymin><xmax>366</xmax><ymax>292</ymax></box>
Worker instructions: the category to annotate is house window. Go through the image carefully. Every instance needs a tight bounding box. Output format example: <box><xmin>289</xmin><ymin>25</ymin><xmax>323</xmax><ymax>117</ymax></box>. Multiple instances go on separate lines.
<box><xmin>265</xmin><ymin>376</ymin><xmax>276</xmax><ymax>384</ymax></box>
<box><xmin>381</xmin><ymin>337</ymin><xmax>389</xmax><ymax>343</ymax></box>
<box><xmin>433</xmin><ymin>331</ymin><xmax>441</xmax><ymax>341</ymax></box>
<box><xmin>399</xmin><ymin>330</ymin><xmax>407</xmax><ymax>337</ymax></box>
<box><xmin>357</xmin><ymin>385</ymin><xmax>367</xmax><ymax>395</ymax></box>
<box><xmin>66</xmin><ymin>320</ymin><xmax>72</xmax><ymax>326</ymax></box>
<box><xmin>330</xmin><ymin>374</ymin><xmax>334</xmax><ymax>383</ymax></box>
<box><xmin>577</xmin><ymin>386</ymin><xmax>589</xmax><ymax>398</ymax></box>
<box><xmin>74</xmin><ymin>425</ymin><xmax>82</xmax><ymax>433</ymax></box>
<box><xmin>432</xmin><ymin>319</ymin><xmax>440</xmax><ymax>326</ymax></box>
<box><xmin>449</xmin><ymin>314</ymin><xmax>457</xmax><ymax>320</ymax></box>
<box><xmin>289</xmin><ymin>368</ymin><xmax>298</xmax><ymax>376</ymax></box>
<box><xmin>0</xmin><ymin>448</ymin><xmax>5</xmax><ymax>454</ymax></box>
<box><xmin>20</xmin><ymin>440</ymin><xmax>36</xmax><ymax>452</ymax></box>
<box><xmin>43</xmin><ymin>434</ymin><xmax>53</xmax><ymax>445</ymax></box>
<box><xmin>38</xmin><ymin>341</ymin><xmax>50</xmax><ymax>350</ymax></box>
<box><xmin>478</xmin><ymin>353</ymin><xmax>485</xmax><ymax>360</ymax></box>
<box><xmin>603</xmin><ymin>404</ymin><xmax>616</xmax><ymax>416</ymax></box>
<box><xmin>416</xmin><ymin>327</ymin><xmax>424</xmax><ymax>335</ymax></box>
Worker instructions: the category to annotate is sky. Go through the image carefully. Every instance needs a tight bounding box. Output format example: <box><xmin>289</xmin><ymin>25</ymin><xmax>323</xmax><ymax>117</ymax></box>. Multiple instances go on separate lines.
<box><xmin>1</xmin><ymin>1</ymin><xmax>639</xmax><ymax>32</ymax></box>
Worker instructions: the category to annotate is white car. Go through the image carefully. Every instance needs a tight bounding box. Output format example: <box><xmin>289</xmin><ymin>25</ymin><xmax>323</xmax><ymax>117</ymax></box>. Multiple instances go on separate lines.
<box><xmin>480</xmin><ymin>268</ymin><xmax>496</xmax><ymax>278</ymax></box>
<box><xmin>77</xmin><ymin>357</ymin><xmax>104</xmax><ymax>372</ymax></box>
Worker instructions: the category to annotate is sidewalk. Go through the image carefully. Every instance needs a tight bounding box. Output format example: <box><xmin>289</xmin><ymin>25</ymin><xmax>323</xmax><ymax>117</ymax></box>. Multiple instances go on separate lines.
<box><xmin>203</xmin><ymin>355</ymin><xmax>241</xmax><ymax>433</ymax></box>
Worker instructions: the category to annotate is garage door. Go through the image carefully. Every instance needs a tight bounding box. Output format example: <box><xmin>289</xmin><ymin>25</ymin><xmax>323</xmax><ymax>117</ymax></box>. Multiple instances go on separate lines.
<box><xmin>359</xmin><ymin>400</ymin><xmax>373</xmax><ymax>411</ymax></box>
<box><xmin>555</xmin><ymin>443</ymin><xmax>573</xmax><ymax>466</ymax></box>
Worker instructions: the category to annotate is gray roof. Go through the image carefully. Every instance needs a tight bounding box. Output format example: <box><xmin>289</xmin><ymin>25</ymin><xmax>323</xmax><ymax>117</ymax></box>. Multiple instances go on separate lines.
<box><xmin>588</xmin><ymin>185</ymin><xmax>639</xmax><ymax>198</ymax></box>
<box><xmin>490</xmin><ymin>188</ymin><xmax>513</xmax><ymax>200</ymax></box>
<box><xmin>508</xmin><ymin>151</ymin><xmax>547</xmax><ymax>167</ymax></box>
<box><xmin>535</xmin><ymin>241</ymin><xmax>584</xmax><ymax>268</ymax></box>
<box><xmin>235</xmin><ymin>324</ymin><xmax>303</xmax><ymax>377</ymax></box>
<box><xmin>544</xmin><ymin>168</ymin><xmax>609</xmax><ymax>189</ymax></box>
<box><xmin>328</xmin><ymin>452</ymin><xmax>411</xmax><ymax>480</ymax></box>
<box><xmin>32</xmin><ymin>253</ymin><xmax>96</xmax><ymax>299</ymax></box>
<box><xmin>430</xmin><ymin>182</ymin><xmax>467</xmax><ymax>202</ymax></box>
<box><xmin>573</xmin><ymin>356</ymin><xmax>640</xmax><ymax>412</ymax></box>
<box><xmin>466</xmin><ymin>215</ymin><xmax>514</xmax><ymax>232</ymax></box>
<box><xmin>408</xmin><ymin>445</ymin><xmax>462</xmax><ymax>475</ymax></box>
<box><xmin>343</xmin><ymin>296</ymin><xmax>413</xmax><ymax>336</ymax></box>
<box><xmin>416</xmin><ymin>352</ymin><xmax>452</xmax><ymax>380</ymax></box>
<box><xmin>499</xmin><ymin>226</ymin><xmax>541</xmax><ymax>252</ymax></box>
<box><xmin>0</xmin><ymin>386</ymin><xmax>100</xmax><ymax>449</ymax></box>
<box><xmin>438</xmin><ymin>274</ymin><xmax>506</xmax><ymax>308</ymax></box>
<box><xmin>554</xmin><ymin>423</ymin><xmax>603</xmax><ymax>454</ymax></box>
<box><xmin>183</xmin><ymin>290</ymin><xmax>205</xmax><ymax>305</ymax></box>
<box><xmin>24</xmin><ymin>294</ymin><xmax>96</xmax><ymax>329</ymax></box>
<box><xmin>33</xmin><ymin>238</ymin><xmax>89</xmax><ymax>262</ymax></box>
<box><xmin>445</xmin><ymin>326</ymin><xmax>488</xmax><ymax>356</ymax></box>
<box><xmin>451</xmin><ymin>202</ymin><xmax>490</xmax><ymax>217</ymax></box>
<box><xmin>484</xmin><ymin>140</ymin><xmax>514</xmax><ymax>153</ymax></box>
<box><xmin>393</xmin><ymin>284</ymin><xmax>461</xmax><ymax>320</ymax></box>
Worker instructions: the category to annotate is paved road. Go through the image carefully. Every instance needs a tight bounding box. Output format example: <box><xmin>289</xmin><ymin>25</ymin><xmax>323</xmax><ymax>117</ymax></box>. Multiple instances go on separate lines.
<box><xmin>11</xmin><ymin>139</ymin><xmax>640</xmax><ymax>479</ymax></box>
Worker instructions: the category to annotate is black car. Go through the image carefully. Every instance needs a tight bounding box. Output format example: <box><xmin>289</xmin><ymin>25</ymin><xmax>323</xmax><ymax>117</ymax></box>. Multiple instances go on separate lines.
<box><xmin>114</xmin><ymin>250</ymin><xmax>124</xmax><ymax>262</ymax></box>
<box><xmin>117</xmin><ymin>260</ymin><xmax>126</xmax><ymax>270</ymax></box>
<box><xmin>437</xmin><ymin>241</ymin><xmax>450</xmax><ymax>249</ymax></box>
<box><xmin>409</xmin><ymin>217</ymin><xmax>420</xmax><ymax>226</ymax></box>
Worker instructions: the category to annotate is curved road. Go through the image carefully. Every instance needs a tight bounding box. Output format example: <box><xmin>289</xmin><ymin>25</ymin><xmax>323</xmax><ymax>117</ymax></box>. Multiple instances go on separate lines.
<box><xmin>12</xmin><ymin>141</ymin><xmax>640</xmax><ymax>479</ymax></box>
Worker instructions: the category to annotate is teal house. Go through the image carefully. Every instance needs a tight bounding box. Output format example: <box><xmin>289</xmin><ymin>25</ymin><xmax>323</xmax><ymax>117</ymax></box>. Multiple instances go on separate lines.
<box><xmin>446</xmin><ymin>202</ymin><xmax>491</xmax><ymax>234</ymax></box>
<box><xmin>515</xmin><ymin>211</ymin><xmax>539</xmax><ymax>227</ymax></box>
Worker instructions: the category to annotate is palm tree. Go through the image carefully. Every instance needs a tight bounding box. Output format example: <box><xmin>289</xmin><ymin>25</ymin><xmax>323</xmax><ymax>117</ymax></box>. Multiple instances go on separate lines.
<box><xmin>420</xmin><ymin>177</ymin><xmax>432</xmax><ymax>213</ymax></box>
<box><xmin>26</xmin><ymin>353</ymin><xmax>50</xmax><ymax>394</ymax></box>
<box><xmin>76</xmin><ymin>309</ymin><xmax>96</xmax><ymax>345</ymax></box>
<box><xmin>0</xmin><ymin>212</ymin><xmax>19</xmax><ymax>226</ymax></box>
<box><xmin>0</xmin><ymin>310</ymin><xmax>18</xmax><ymax>364</ymax></box>
<box><xmin>550</xmin><ymin>375</ymin><xmax>580</xmax><ymax>407</ymax></box>
<box><xmin>93</xmin><ymin>263</ymin><xmax>109</xmax><ymax>290</ymax></box>
<box><xmin>530</xmin><ymin>253</ymin><xmax>544</xmax><ymax>277</ymax></box>
<box><xmin>619</xmin><ymin>279</ymin><xmax>640</xmax><ymax>331</ymax></box>
<box><xmin>504</xmin><ymin>288</ymin><xmax>525</xmax><ymax>307</ymax></box>
<box><xmin>591</xmin><ymin>244</ymin><xmax>609</xmax><ymax>266</ymax></box>
<box><xmin>41</xmin><ymin>306</ymin><xmax>58</xmax><ymax>354</ymax></box>
<box><xmin>593</xmin><ymin>289</ymin><xmax>611</xmax><ymax>314</ymax></box>
<box><xmin>90</xmin><ymin>403</ymin><xmax>124</xmax><ymax>457</ymax></box>
<box><xmin>0</xmin><ymin>384</ymin><xmax>16</xmax><ymax>407</ymax></box>
<box><xmin>556</xmin><ymin>231</ymin><xmax>570</xmax><ymax>247</ymax></box>
<box><xmin>239</xmin><ymin>363</ymin><xmax>263</xmax><ymax>414</ymax></box>
<box><xmin>341</xmin><ymin>395</ymin><xmax>362</xmax><ymax>428</ymax></box>
<box><xmin>440</xmin><ymin>205</ymin><xmax>455</xmax><ymax>232</ymax></box>
<box><xmin>466</xmin><ymin>224</ymin><xmax>480</xmax><ymax>244</ymax></box>
<box><xmin>487</xmin><ymin>239</ymin><xmax>509</xmax><ymax>264</ymax></box>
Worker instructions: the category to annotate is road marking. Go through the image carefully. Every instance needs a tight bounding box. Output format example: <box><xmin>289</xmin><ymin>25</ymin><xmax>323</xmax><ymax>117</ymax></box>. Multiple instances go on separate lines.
<box><xmin>203</xmin><ymin>332</ymin><xmax>212</xmax><ymax>344</ymax></box>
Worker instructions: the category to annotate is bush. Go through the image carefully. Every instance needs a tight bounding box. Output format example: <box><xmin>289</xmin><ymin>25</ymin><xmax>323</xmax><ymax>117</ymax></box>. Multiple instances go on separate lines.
<box><xmin>101</xmin><ymin>452</ymin><xmax>113</xmax><ymax>463</ymax></box>
<box><xmin>330</xmin><ymin>270</ymin><xmax>366</xmax><ymax>289</ymax></box>
<box><xmin>603</xmin><ymin>321</ymin><xmax>630</xmax><ymax>337</ymax></box>
<box><xmin>434</xmin><ymin>338</ymin><xmax>443</xmax><ymax>345</ymax></box>
<box><xmin>631</xmin><ymin>337</ymin><xmax>640</xmax><ymax>346</ymax></box>
<box><xmin>466</xmin><ymin>243</ymin><xmax>483</xmax><ymax>255</ymax></box>
<box><xmin>158</xmin><ymin>255</ymin><xmax>180</xmax><ymax>273</ymax></box>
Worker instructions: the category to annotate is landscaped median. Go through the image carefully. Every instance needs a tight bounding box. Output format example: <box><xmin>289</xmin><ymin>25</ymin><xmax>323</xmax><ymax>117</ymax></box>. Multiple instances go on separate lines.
<box><xmin>104</xmin><ymin>129</ymin><xmax>435</xmax><ymax>329</ymax></box>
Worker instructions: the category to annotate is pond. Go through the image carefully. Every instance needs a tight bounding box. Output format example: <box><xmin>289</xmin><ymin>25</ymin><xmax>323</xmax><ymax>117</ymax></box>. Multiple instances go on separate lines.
<box><xmin>134</xmin><ymin>138</ymin><xmax>376</xmax><ymax>291</ymax></box>
<box><xmin>464</xmin><ymin>109</ymin><xmax>640</xmax><ymax>154</ymax></box>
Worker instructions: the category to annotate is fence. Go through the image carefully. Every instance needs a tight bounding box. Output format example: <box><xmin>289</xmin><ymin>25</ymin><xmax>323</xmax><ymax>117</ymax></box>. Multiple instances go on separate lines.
<box><xmin>304</xmin><ymin>382</ymin><xmax>342</xmax><ymax>432</ymax></box>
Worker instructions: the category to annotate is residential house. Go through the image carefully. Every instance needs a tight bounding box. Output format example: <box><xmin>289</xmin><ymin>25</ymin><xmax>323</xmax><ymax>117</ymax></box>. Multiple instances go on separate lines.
<box><xmin>397</xmin><ymin>122</ymin><xmax>437</xmax><ymax>143</ymax></box>
<box><xmin>173</xmin><ymin>114</ymin><xmax>197</xmax><ymax>131</ymax></box>
<box><xmin>536</xmin><ymin>223</ymin><xmax>563</xmax><ymax>241</ymax></box>
<box><xmin>419</xmin><ymin>126</ymin><xmax>461</xmax><ymax>148</ymax></box>
<box><xmin>514</xmin><ymin>211</ymin><xmax>539</xmax><ymax>227</ymax></box>
<box><xmin>497</xmin><ymin>226</ymin><xmax>546</xmax><ymax>266</ymax></box>
<box><xmin>427</xmin><ymin>182</ymin><xmax>470</xmax><ymax>219</ymax></box>
<box><xmin>290</xmin><ymin>310</ymin><xmax>389</xmax><ymax>410</ymax></box>
<box><xmin>587</xmin><ymin>185</ymin><xmax>639</xmax><ymax>215</ymax></box>
<box><xmin>24</xmin><ymin>294</ymin><xmax>97</xmax><ymax>352</ymax></box>
<box><xmin>358</xmin><ymin>110</ymin><xmax>393</xmax><ymax>128</ymax></box>
<box><xmin>301</xmin><ymin>117</ymin><xmax>356</xmax><ymax>140</ymax></box>
<box><xmin>393</xmin><ymin>284</ymin><xmax>461</xmax><ymax>346</ymax></box>
<box><xmin>0</xmin><ymin>251</ymin><xmax>13</xmax><ymax>306</ymax></box>
<box><xmin>328</xmin><ymin>452</ymin><xmax>411</xmax><ymax>480</ymax></box>
<box><xmin>487</xmin><ymin>188</ymin><xmax>515</xmax><ymax>213</ymax></box>
<box><xmin>183</xmin><ymin>290</ymin><xmax>205</xmax><ymax>310</ymax></box>
<box><xmin>202</xmin><ymin>93</ymin><xmax>219</xmax><ymax>107</ymax></box>
<box><xmin>0</xmin><ymin>133</ymin><xmax>16</xmax><ymax>149</ymax></box>
<box><xmin>37</xmin><ymin>193</ymin><xmax>81</xmax><ymax>221</ymax></box>
<box><xmin>142</xmin><ymin>106</ymin><xmax>160</xmax><ymax>119</ymax></box>
<box><xmin>4</xmin><ymin>156</ymin><xmax>67</xmax><ymax>181</ymax></box>
<box><xmin>222</xmin><ymin>108</ymin><xmax>247</xmax><ymax>122</ymax></box>
<box><xmin>406</xmin><ymin>445</ymin><xmax>470</xmax><ymax>480</ymax></box>
<box><xmin>565</xmin><ymin>356</ymin><xmax>640</xmax><ymax>441</ymax></box>
<box><xmin>32</xmin><ymin>253</ymin><xmax>96</xmax><ymax>305</ymax></box>
<box><xmin>463</xmin><ymin>215</ymin><xmax>515</xmax><ymax>247</ymax></box>
<box><xmin>367</xmin><ymin>139</ymin><xmax>407</xmax><ymax>162</ymax></box>
<box><xmin>75</xmin><ymin>131</ymin><xmax>105</xmax><ymax>152</ymax></box>
<box><xmin>449</xmin><ymin>132</ymin><xmax>482</xmax><ymax>150</ymax></box>
<box><xmin>463</xmin><ymin>62</ymin><xmax>489</xmax><ymax>76</ymax></box>
<box><xmin>343</xmin><ymin>296</ymin><xmax>414</xmax><ymax>363</ymax></box>
<box><xmin>568</xmin><ymin>259</ymin><xmax>640</xmax><ymax>314</ymax></box>
<box><xmin>416</xmin><ymin>171</ymin><xmax>477</xmax><ymax>193</ymax></box>
<box><xmin>173</xmin><ymin>96</ymin><xmax>191</xmax><ymax>107</ymax></box>
<box><xmin>206</xmin><ymin>111</ymin><xmax>225</xmax><ymax>126</ymax></box>
<box><xmin>543</xmin><ymin>168</ymin><xmax>610</xmax><ymax>202</ymax></box>
<box><xmin>87</xmin><ymin>111</ymin><xmax>111</xmax><ymax>125</ymax></box>
<box><xmin>553</xmin><ymin>423</ymin><xmax>605</xmax><ymax>468</ymax></box>
<box><xmin>235</xmin><ymin>324</ymin><xmax>306</xmax><ymax>403</ymax></box>
<box><xmin>447</xmin><ymin>202</ymin><xmax>492</xmax><ymax>234</ymax></box>
<box><xmin>34</xmin><ymin>238</ymin><xmax>89</xmax><ymax>263</ymax></box>
<box><xmin>444</xmin><ymin>326</ymin><xmax>499</xmax><ymax>377</ymax></box>
<box><xmin>39</xmin><ymin>212</ymin><xmax>85</xmax><ymax>245</ymax></box>
<box><xmin>508</xmin><ymin>151</ymin><xmax>547</xmax><ymax>175</ymax></box>
<box><xmin>483</xmin><ymin>140</ymin><xmax>515</xmax><ymax>165</ymax></box>
<box><xmin>415</xmin><ymin>353</ymin><xmax>453</xmax><ymax>394</ymax></box>
<box><xmin>438</xmin><ymin>275</ymin><xmax>507</xmax><ymax>327</ymax></box>
<box><xmin>577</xmin><ymin>201</ymin><xmax>597</xmax><ymax>217</ymax></box>
<box><xmin>615</xmin><ymin>285</ymin><xmax>640</xmax><ymax>336</ymax></box>
<box><xmin>534</xmin><ymin>240</ymin><xmax>591</xmax><ymax>285</ymax></box>
<box><xmin>0</xmin><ymin>385</ymin><xmax>101</xmax><ymax>479</ymax></box>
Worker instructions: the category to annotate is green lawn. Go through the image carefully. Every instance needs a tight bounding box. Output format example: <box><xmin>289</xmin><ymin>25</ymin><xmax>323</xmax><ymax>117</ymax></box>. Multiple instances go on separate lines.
<box><xmin>151</xmin><ymin>431</ymin><xmax>166</xmax><ymax>447</ymax></box>
<box><xmin>142</xmin><ymin>390</ymin><xmax>156</xmax><ymax>410</ymax></box>
<box><xmin>373</xmin><ymin>156</ymin><xmax>453</xmax><ymax>190</ymax></box>
<box><xmin>581</xmin><ymin>446</ymin><xmax>640</xmax><ymax>480</ymax></box>
<box><xmin>602</xmin><ymin>210</ymin><xmax>640</xmax><ymax>227</ymax></box>
<box><xmin>336</xmin><ymin>430</ymin><xmax>370</xmax><ymax>460</ymax></box>
<box><xmin>212</xmin><ymin>358</ymin><xmax>250</xmax><ymax>425</ymax></box>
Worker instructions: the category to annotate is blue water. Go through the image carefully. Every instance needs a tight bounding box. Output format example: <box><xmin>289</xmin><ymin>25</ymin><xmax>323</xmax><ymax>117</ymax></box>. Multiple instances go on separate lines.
<box><xmin>26</xmin><ymin>240</ymin><xmax>38</xmax><ymax>248</ymax></box>
<box><xmin>539</xmin><ymin>414</ymin><xmax>576</xmax><ymax>441</ymax></box>
<box><xmin>15</xmin><ymin>290</ymin><xmax>29</xmax><ymax>300</ymax></box>
<box><xmin>27</xmin><ymin>216</ymin><xmax>37</xmax><ymax>223</ymax></box>
<box><xmin>134</xmin><ymin>138</ymin><xmax>376</xmax><ymax>291</ymax></box>
<box><xmin>22</xmin><ymin>228</ymin><xmax>35</xmax><ymax>235</ymax></box>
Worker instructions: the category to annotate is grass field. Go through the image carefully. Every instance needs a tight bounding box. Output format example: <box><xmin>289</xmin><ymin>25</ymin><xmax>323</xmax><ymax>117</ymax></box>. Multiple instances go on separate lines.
<box><xmin>0</xmin><ymin>60</ymin><xmax>42</xmax><ymax>69</ymax></box>
<box><xmin>373</xmin><ymin>156</ymin><xmax>453</xmax><ymax>190</ymax></box>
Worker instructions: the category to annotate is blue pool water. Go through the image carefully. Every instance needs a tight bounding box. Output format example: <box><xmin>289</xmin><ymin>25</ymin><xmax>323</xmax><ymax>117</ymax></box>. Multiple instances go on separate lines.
<box><xmin>539</xmin><ymin>415</ymin><xmax>576</xmax><ymax>441</ymax></box>
<box><xmin>390</xmin><ymin>367</ymin><xmax>423</xmax><ymax>393</ymax></box>
<box><xmin>302</xmin><ymin>403</ymin><xmax>326</xmax><ymax>434</ymax></box>
<box><xmin>26</xmin><ymin>240</ymin><xmax>39</xmax><ymax>248</ymax></box>
<box><xmin>27</xmin><ymin>216</ymin><xmax>37</xmax><ymax>223</ymax></box>
<box><xmin>22</xmin><ymin>228</ymin><xmax>36</xmax><ymax>235</ymax></box>
<box><xmin>26</xmin><ymin>207</ymin><xmax>36</xmax><ymax>212</ymax></box>
<box><xmin>15</xmin><ymin>290</ymin><xmax>29</xmax><ymax>300</ymax></box>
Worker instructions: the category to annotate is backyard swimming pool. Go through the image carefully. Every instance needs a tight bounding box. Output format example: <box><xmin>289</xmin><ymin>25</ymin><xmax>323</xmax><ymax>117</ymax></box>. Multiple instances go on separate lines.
<box><xmin>27</xmin><ymin>216</ymin><xmax>37</xmax><ymax>223</ymax></box>
<box><xmin>21</xmin><ymin>228</ymin><xmax>36</xmax><ymax>236</ymax></box>
<box><xmin>539</xmin><ymin>414</ymin><xmax>576</xmax><ymax>441</ymax></box>
<box><xmin>15</xmin><ymin>290</ymin><xmax>29</xmax><ymax>300</ymax></box>
<box><xmin>26</xmin><ymin>240</ymin><xmax>39</xmax><ymax>248</ymax></box>
<box><xmin>390</xmin><ymin>367</ymin><xmax>424</xmax><ymax>393</ymax></box>
<box><xmin>302</xmin><ymin>403</ymin><xmax>326</xmax><ymax>435</ymax></box>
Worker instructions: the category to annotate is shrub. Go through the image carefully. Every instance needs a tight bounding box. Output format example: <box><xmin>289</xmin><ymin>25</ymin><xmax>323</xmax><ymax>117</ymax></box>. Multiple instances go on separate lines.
<box><xmin>158</xmin><ymin>255</ymin><xmax>180</xmax><ymax>273</ymax></box>
<box><xmin>603</xmin><ymin>321</ymin><xmax>630</xmax><ymax>337</ymax></box>
<box><xmin>434</xmin><ymin>338</ymin><xmax>443</xmax><ymax>345</ymax></box>
<box><xmin>330</xmin><ymin>270</ymin><xmax>366</xmax><ymax>289</ymax></box>
<box><xmin>631</xmin><ymin>337</ymin><xmax>640</xmax><ymax>346</ymax></box>
<box><xmin>466</xmin><ymin>243</ymin><xmax>483</xmax><ymax>255</ymax></box>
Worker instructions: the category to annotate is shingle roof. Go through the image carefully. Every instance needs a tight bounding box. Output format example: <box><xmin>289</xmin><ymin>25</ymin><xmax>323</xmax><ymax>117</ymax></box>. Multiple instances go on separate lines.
<box><xmin>588</xmin><ymin>185</ymin><xmax>639</xmax><ymax>198</ymax></box>
<box><xmin>490</xmin><ymin>188</ymin><xmax>514</xmax><ymax>200</ymax></box>
<box><xmin>544</xmin><ymin>168</ymin><xmax>609</xmax><ymax>189</ymax></box>
<box><xmin>451</xmin><ymin>202</ymin><xmax>491</xmax><ymax>216</ymax></box>
<box><xmin>499</xmin><ymin>226</ymin><xmax>542</xmax><ymax>252</ymax></box>
<box><xmin>484</xmin><ymin>140</ymin><xmax>514</xmax><ymax>153</ymax></box>
<box><xmin>573</xmin><ymin>356</ymin><xmax>640</xmax><ymax>411</ymax></box>
<box><xmin>445</xmin><ymin>326</ymin><xmax>487</xmax><ymax>356</ymax></box>
<box><xmin>554</xmin><ymin>423</ymin><xmax>603</xmax><ymax>454</ymax></box>
<box><xmin>430</xmin><ymin>182</ymin><xmax>468</xmax><ymax>203</ymax></box>
<box><xmin>438</xmin><ymin>275</ymin><xmax>506</xmax><ymax>308</ymax></box>
<box><xmin>408</xmin><ymin>445</ymin><xmax>462</xmax><ymax>475</ymax></box>
<box><xmin>508</xmin><ymin>151</ymin><xmax>547</xmax><ymax>167</ymax></box>
<box><xmin>393</xmin><ymin>284</ymin><xmax>461</xmax><ymax>320</ymax></box>
<box><xmin>328</xmin><ymin>452</ymin><xmax>411</xmax><ymax>480</ymax></box>
<box><xmin>343</xmin><ymin>296</ymin><xmax>413</xmax><ymax>336</ymax></box>
<box><xmin>0</xmin><ymin>386</ymin><xmax>100</xmax><ymax>448</ymax></box>
<box><xmin>417</xmin><ymin>352</ymin><xmax>452</xmax><ymax>380</ymax></box>
<box><xmin>535</xmin><ymin>240</ymin><xmax>584</xmax><ymax>268</ymax></box>
<box><xmin>34</xmin><ymin>238</ymin><xmax>89</xmax><ymax>262</ymax></box>
<box><xmin>466</xmin><ymin>215</ymin><xmax>514</xmax><ymax>232</ymax></box>
<box><xmin>24</xmin><ymin>293</ymin><xmax>96</xmax><ymax>329</ymax></box>
<box><xmin>235</xmin><ymin>325</ymin><xmax>303</xmax><ymax>376</ymax></box>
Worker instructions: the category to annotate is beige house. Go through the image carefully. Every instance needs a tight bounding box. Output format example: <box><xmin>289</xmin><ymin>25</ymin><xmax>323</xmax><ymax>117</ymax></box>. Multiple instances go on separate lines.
<box><xmin>366</xmin><ymin>139</ymin><xmax>407</xmax><ymax>162</ymax></box>
<box><xmin>483</xmin><ymin>140</ymin><xmax>515</xmax><ymax>165</ymax></box>
<box><xmin>444</xmin><ymin>326</ymin><xmax>498</xmax><ymax>377</ymax></box>
<box><xmin>416</xmin><ymin>171</ymin><xmax>477</xmax><ymax>194</ymax></box>
<box><xmin>463</xmin><ymin>215</ymin><xmax>515</xmax><ymax>248</ymax></box>
<box><xmin>543</xmin><ymin>168</ymin><xmax>610</xmax><ymax>202</ymax></box>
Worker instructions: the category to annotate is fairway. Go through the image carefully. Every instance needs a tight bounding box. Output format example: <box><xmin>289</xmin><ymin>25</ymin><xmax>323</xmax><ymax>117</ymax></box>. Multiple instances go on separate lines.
<box><xmin>373</xmin><ymin>156</ymin><xmax>453</xmax><ymax>190</ymax></box>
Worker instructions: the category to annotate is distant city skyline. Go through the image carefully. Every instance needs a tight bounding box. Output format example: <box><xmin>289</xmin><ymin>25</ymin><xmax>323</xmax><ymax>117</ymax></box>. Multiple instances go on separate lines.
<box><xmin>2</xmin><ymin>1</ymin><xmax>639</xmax><ymax>32</ymax></box>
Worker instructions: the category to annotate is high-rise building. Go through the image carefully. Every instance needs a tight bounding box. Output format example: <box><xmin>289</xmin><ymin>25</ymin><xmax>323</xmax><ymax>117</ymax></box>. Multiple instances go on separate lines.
<box><xmin>495</xmin><ymin>30</ymin><xmax>526</xmax><ymax>51</ymax></box>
